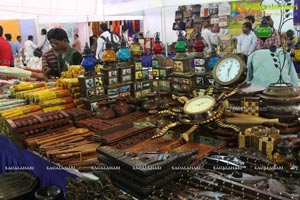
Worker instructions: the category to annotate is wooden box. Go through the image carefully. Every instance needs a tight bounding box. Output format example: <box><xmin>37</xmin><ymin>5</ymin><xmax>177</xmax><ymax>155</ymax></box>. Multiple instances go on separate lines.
<box><xmin>171</xmin><ymin>72</ymin><xmax>194</xmax><ymax>94</ymax></box>
<box><xmin>119</xmin><ymin>66</ymin><xmax>133</xmax><ymax>83</ymax></box>
<box><xmin>93</xmin><ymin>122</ymin><xmax>156</xmax><ymax>149</ymax></box>
<box><xmin>0</xmin><ymin>172</ymin><xmax>39</xmax><ymax>200</ymax></box>
<box><xmin>101</xmin><ymin>67</ymin><xmax>119</xmax><ymax>85</ymax></box>
<box><xmin>78</xmin><ymin>74</ymin><xmax>104</xmax><ymax>99</ymax></box>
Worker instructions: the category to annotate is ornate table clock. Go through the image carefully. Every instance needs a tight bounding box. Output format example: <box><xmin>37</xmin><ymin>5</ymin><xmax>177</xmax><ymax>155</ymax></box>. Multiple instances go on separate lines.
<box><xmin>78</xmin><ymin>43</ymin><xmax>106</xmax><ymax>111</ymax></box>
<box><xmin>153</xmin><ymin>83</ymin><xmax>243</xmax><ymax>142</ymax></box>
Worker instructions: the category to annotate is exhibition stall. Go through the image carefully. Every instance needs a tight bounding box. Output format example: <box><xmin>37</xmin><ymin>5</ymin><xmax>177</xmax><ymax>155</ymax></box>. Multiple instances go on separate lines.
<box><xmin>0</xmin><ymin>0</ymin><xmax>300</xmax><ymax>200</ymax></box>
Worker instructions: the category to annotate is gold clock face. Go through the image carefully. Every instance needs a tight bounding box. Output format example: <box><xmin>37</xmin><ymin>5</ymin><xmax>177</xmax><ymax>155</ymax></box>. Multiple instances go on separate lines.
<box><xmin>183</xmin><ymin>95</ymin><xmax>216</xmax><ymax>115</ymax></box>
<box><xmin>213</xmin><ymin>54</ymin><xmax>245</xmax><ymax>86</ymax></box>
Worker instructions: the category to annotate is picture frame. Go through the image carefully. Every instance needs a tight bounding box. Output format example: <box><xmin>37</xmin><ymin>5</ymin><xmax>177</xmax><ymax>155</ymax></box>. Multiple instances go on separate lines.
<box><xmin>122</xmin><ymin>68</ymin><xmax>131</xmax><ymax>75</ymax></box>
<box><xmin>152</xmin><ymin>69</ymin><xmax>159</xmax><ymax>78</ymax></box>
<box><xmin>87</xmin><ymin>89</ymin><xmax>95</xmax><ymax>97</ymax></box>
<box><xmin>195</xmin><ymin>66</ymin><xmax>206</xmax><ymax>74</ymax></box>
<box><xmin>107</xmin><ymin>88</ymin><xmax>119</xmax><ymax>95</ymax></box>
<box><xmin>122</xmin><ymin>75</ymin><xmax>131</xmax><ymax>82</ymax></box>
<box><xmin>142</xmin><ymin>70</ymin><xmax>149</xmax><ymax>79</ymax></box>
<box><xmin>94</xmin><ymin>77</ymin><xmax>102</xmax><ymax>86</ymax></box>
<box><xmin>142</xmin><ymin>81</ymin><xmax>151</xmax><ymax>89</ymax></box>
<box><xmin>135</xmin><ymin>62</ymin><xmax>142</xmax><ymax>70</ymax></box>
<box><xmin>109</xmin><ymin>70</ymin><xmax>118</xmax><ymax>77</ymax></box>
<box><xmin>120</xmin><ymin>85</ymin><xmax>131</xmax><ymax>93</ymax></box>
<box><xmin>173</xmin><ymin>61</ymin><xmax>184</xmax><ymax>72</ymax></box>
<box><xmin>135</xmin><ymin>71</ymin><xmax>142</xmax><ymax>80</ymax></box>
<box><xmin>194</xmin><ymin>58</ymin><xmax>206</xmax><ymax>66</ymax></box>
<box><xmin>109</xmin><ymin>77</ymin><xmax>118</xmax><ymax>84</ymax></box>
<box><xmin>96</xmin><ymin>87</ymin><xmax>104</xmax><ymax>95</ymax></box>
<box><xmin>85</xmin><ymin>79</ymin><xmax>94</xmax><ymax>88</ymax></box>
<box><xmin>152</xmin><ymin>60</ymin><xmax>159</xmax><ymax>68</ymax></box>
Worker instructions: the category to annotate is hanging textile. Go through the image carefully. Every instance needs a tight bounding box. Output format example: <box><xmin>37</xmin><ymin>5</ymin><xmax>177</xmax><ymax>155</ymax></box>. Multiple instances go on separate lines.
<box><xmin>127</xmin><ymin>20</ymin><xmax>133</xmax><ymax>37</ymax></box>
<box><xmin>135</xmin><ymin>20</ymin><xmax>140</xmax><ymax>32</ymax></box>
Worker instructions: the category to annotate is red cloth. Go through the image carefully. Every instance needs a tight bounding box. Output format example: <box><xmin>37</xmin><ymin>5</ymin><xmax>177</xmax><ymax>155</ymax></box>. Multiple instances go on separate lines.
<box><xmin>0</xmin><ymin>37</ymin><xmax>14</xmax><ymax>66</ymax></box>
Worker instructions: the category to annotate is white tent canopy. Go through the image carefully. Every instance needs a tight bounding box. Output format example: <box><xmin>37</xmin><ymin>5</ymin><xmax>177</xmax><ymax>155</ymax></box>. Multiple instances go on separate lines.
<box><xmin>0</xmin><ymin>0</ymin><xmax>297</xmax><ymax>45</ymax></box>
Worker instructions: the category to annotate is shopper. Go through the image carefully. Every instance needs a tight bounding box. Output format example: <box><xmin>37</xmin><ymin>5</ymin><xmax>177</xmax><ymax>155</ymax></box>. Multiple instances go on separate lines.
<box><xmin>256</xmin><ymin>16</ymin><xmax>281</xmax><ymax>49</ymax></box>
<box><xmin>201</xmin><ymin>24</ymin><xmax>213</xmax><ymax>53</ymax></box>
<box><xmin>246</xmin><ymin>47</ymin><xmax>298</xmax><ymax>88</ymax></box>
<box><xmin>72</xmin><ymin>34</ymin><xmax>82</xmax><ymax>53</ymax></box>
<box><xmin>0</xmin><ymin>26</ymin><xmax>14</xmax><ymax>67</ymax></box>
<box><xmin>24</xmin><ymin>35</ymin><xmax>37</xmax><ymax>60</ymax></box>
<box><xmin>38</xmin><ymin>29</ymin><xmax>50</xmax><ymax>54</ymax></box>
<box><xmin>95</xmin><ymin>23</ymin><xmax>120</xmax><ymax>60</ymax></box>
<box><xmin>15</xmin><ymin>36</ymin><xmax>22</xmax><ymax>56</ymax></box>
<box><xmin>237</xmin><ymin>22</ymin><xmax>257</xmax><ymax>62</ymax></box>
<box><xmin>4</xmin><ymin>33</ymin><xmax>18</xmax><ymax>59</ymax></box>
<box><xmin>245</xmin><ymin>15</ymin><xmax>255</xmax><ymax>30</ymax></box>
<box><xmin>42</xmin><ymin>29</ymin><xmax>59</xmax><ymax>78</ymax></box>
<box><xmin>47</xmin><ymin>28</ymin><xmax>82</xmax><ymax>76</ymax></box>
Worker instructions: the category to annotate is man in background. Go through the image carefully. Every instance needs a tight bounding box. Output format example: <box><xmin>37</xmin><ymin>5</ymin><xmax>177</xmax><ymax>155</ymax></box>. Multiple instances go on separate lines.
<box><xmin>237</xmin><ymin>22</ymin><xmax>257</xmax><ymax>62</ymax></box>
<box><xmin>95</xmin><ymin>23</ymin><xmax>120</xmax><ymax>60</ymax></box>
<box><xmin>245</xmin><ymin>15</ymin><xmax>255</xmax><ymax>31</ymax></box>
<box><xmin>39</xmin><ymin>29</ymin><xmax>50</xmax><ymax>54</ymax></box>
<box><xmin>15</xmin><ymin>36</ymin><xmax>22</xmax><ymax>56</ymax></box>
<box><xmin>5</xmin><ymin>33</ymin><xmax>18</xmax><ymax>59</ymax></box>
<box><xmin>0</xmin><ymin>26</ymin><xmax>14</xmax><ymax>67</ymax></box>
<box><xmin>202</xmin><ymin>24</ymin><xmax>213</xmax><ymax>53</ymax></box>
<box><xmin>24</xmin><ymin>35</ymin><xmax>37</xmax><ymax>60</ymax></box>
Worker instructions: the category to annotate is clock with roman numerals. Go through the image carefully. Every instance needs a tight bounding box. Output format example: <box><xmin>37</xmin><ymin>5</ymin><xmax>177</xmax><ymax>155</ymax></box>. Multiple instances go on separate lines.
<box><xmin>212</xmin><ymin>54</ymin><xmax>246</xmax><ymax>86</ymax></box>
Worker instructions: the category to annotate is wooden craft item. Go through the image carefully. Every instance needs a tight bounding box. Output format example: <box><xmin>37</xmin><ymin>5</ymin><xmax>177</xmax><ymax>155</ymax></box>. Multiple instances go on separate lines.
<box><xmin>7</xmin><ymin>110</ymin><xmax>72</xmax><ymax>148</ymax></box>
<box><xmin>0</xmin><ymin>172</ymin><xmax>39</xmax><ymax>200</ymax></box>
<box><xmin>97</xmin><ymin>146</ymin><xmax>198</xmax><ymax>199</ymax></box>
<box><xmin>64</xmin><ymin>108</ymin><xmax>93</xmax><ymax>121</ymax></box>
<box><xmin>93</xmin><ymin>122</ymin><xmax>156</xmax><ymax>149</ymax></box>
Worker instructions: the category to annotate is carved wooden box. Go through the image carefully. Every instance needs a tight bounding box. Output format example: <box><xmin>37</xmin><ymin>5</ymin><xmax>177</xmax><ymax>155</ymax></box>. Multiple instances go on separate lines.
<box><xmin>78</xmin><ymin>73</ymin><xmax>105</xmax><ymax>99</ymax></box>
<box><xmin>171</xmin><ymin>72</ymin><xmax>195</xmax><ymax>95</ymax></box>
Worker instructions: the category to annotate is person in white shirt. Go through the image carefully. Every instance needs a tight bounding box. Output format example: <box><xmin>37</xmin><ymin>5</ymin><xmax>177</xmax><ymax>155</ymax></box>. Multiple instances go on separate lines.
<box><xmin>38</xmin><ymin>29</ymin><xmax>50</xmax><ymax>54</ymax></box>
<box><xmin>237</xmin><ymin>22</ymin><xmax>257</xmax><ymax>61</ymax></box>
<box><xmin>24</xmin><ymin>35</ymin><xmax>37</xmax><ymax>60</ymax></box>
<box><xmin>95</xmin><ymin>23</ymin><xmax>120</xmax><ymax>60</ymax></box>
<box><xmin>201</xmin><ymin>24</ymin><xmax>213</xmax><ymax>53</ymax></box>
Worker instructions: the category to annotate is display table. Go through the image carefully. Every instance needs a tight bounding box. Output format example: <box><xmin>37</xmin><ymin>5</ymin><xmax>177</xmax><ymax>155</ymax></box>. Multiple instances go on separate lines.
<box><xmin>0</xmin><ymin>134</ymin><xmax>80</xmax><ymax>198</ymax></box>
